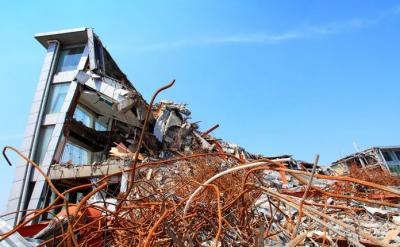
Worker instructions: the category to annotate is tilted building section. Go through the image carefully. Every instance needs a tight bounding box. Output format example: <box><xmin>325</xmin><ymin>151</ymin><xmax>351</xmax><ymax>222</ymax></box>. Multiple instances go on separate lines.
<box><xmin>5</xmin><ymin>28</ymin><xmax>150</xmax><ymax>226</ymax></box>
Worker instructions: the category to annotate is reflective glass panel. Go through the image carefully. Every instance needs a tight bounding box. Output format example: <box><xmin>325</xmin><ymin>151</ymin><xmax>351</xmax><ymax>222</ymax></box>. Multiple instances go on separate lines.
<box><xmin>60</xmin><ymin>142</ymin><xmax>90</xmax><ymax>165</ymax></box>
<box><xmin>73</xmin><ymin>106</ymin><xmax>93</xmax><ymax>128</ymax></box>
<box><xmin>45</xmin><ymin>83</ymin><xmax>70</xmax><ymax>114</ymax></box>
<box><xmin>33</xmin><ymin>125</ymin><xmax>55</xmax><ymax>165</ymax></box>
<box><xmin>56</xmin><ymin>47</ymin><xmax>84</xmax><ymax>72</ymax></box>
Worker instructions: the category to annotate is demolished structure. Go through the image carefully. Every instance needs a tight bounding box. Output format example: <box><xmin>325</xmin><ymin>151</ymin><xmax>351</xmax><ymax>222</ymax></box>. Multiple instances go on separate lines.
<box><xmin>4</xmin><ymin>27</ymin><xmax>151</xmax><ymax>226</ymax></box>
<box><xmin>1</xmin><ymin>28</ymin><xmax>400</xmax><ymax>246</ymax></box>
<box><xmin>331</xmin><ymin>146</ymin><xmax>400</xmax><ymax>176</ymax></box>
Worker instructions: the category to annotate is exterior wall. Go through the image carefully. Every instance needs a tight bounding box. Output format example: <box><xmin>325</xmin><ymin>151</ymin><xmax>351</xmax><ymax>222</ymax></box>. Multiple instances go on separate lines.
<box><xmin>27</xmin><ymin>82</ymin><xmax>79</xmax><ymax>212</ymax></box>
<box><xmin>48</xmin><ymin>160</ymin><xmax>127</xmax><ymax>180</ymax></box>
<box><xmin>330</xmin><ymin>164</ymin><xmax>346</xmax><ymax>175</ymax></box>
<box><xmin>5</xmin><ymin>39</ymin><xmax>90</xmax><ymax>226</ymax></box>
<box><xmin>5</xmin><ymin>42</ymin><xmax>60</xmax><ymax>225</ymax></box>
<box><xmin>26</xmin><ymin>44</ymin><xmax>90</xmax><ymax>221</ymax></box>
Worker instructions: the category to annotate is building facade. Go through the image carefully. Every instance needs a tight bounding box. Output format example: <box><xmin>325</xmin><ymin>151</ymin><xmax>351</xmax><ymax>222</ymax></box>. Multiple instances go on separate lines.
<box><xmin>331</xmin><ymin>146</ymin><xmax>400</xmax><ymax>176</ymax></box>
<box><xmin>5</xmin><ymin>28</ymin><xmax>150</xmax><ymax>226</ymax></box>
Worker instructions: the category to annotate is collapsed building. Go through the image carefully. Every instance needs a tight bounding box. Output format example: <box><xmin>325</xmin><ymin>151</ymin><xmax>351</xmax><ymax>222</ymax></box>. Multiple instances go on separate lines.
<box><xmin>1</xmin><ymin>28</ymin><xmax>400</xmax><ymax>246</ymax></box>
<box><xmin>331</xmin><ymin>146</ymin><xmax>400</xmax><ymax>176</ymax></box>
<box><xmin>4</xmin><ymin>27</ymin><xmax>267</xmax><ymax>227</ymax></box>
<box><xmin>5</xmin><ymin>27</ymin><xmax>152</xmax><ymax>225</ymax></box>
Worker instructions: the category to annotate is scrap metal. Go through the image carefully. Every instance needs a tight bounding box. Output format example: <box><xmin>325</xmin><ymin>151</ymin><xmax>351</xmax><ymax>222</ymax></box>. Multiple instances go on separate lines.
<box><xmin>1</xmin><ymin>81</ymin><xmax>399</xmax><ymax>247</ymax></box>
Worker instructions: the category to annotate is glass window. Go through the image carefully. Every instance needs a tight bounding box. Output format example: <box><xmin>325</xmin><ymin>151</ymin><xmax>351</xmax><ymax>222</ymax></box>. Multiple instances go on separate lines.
<box><xmin>395</xmin><ymin>151</ymin><xmax>400</xmax><ymax>161</ymax></box>
<box><xmin>93</xmin><ymin>151</ymin><xmax>104</xmax><ymax>163</ymax></box>
<box><xmin>73</xmin><ymin>106</ymin><xmax>93</xmax><ymax>128</ymax></box>
<box><xmin>33</xmin><ymin>125</ymin><xmax>55</xmax><ymax>165</ymax></box>
<box><xmin>60</xmin><ymin>142</ymin><xmax>90</xmax><ymax>165</ymax></box>
<box><xmin>56</xmin><ymin>47</ymin><xmax>84</xmax><ymax>72</ymax></box>
<box><xmin>73</xmin><ymin>105</ymin><xmax>109</xmax><ymax>131</ymax></box>
<box><xmin>388</xmin><ymin>165</ymin><xmax>400</xmax><ymax>175</ymax></box>
<box><xmin>95</xmin><ymin>120</ymin><xmax>107</xmax><ymax>131</ymax></box>
<box><xmin>45</xmin><ymin>83</ymin><xmax>70</xmax><ymax>114</ymax></box>
<box><xmin>382</xmin><ymin>151</ymin><xmax>393</xmax><ymax>162</ymax></box>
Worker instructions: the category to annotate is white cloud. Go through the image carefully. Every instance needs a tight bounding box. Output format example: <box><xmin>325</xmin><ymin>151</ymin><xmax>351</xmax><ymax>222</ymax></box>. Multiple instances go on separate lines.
<box><xmin>133</xmin><ymin>19</ymin><xmax>369</xmax><ymax>52</ymax></box>
<box><xmin>129</xmin><ymin>5</ymin><xmax>399</xmax><ymax>52</ymax></box>
<box><xmin>134</xmin><ymin>20</ymin><xmax>366</xmax><ymax>52</ymax></box>
<box><xmin>134</xmin><ymin>32</ymin><xmax>302</xmax><ymax>52</ymax></box>
<box><xmin>307</xmin><ymin>18</ymin><xmax>371</xmax><ymax>35</ymax></box>
<box><xmin>200</xmin><ymin>32</ymin><xmax>301</xmax><ymax>44</ymax></box>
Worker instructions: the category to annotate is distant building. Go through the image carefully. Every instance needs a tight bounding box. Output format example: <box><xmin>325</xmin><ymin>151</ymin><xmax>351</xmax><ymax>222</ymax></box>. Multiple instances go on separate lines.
<box><xmin>331</xmin><ymin>146</ymin><xmax>400</xmax><ymax>176</ymax></box>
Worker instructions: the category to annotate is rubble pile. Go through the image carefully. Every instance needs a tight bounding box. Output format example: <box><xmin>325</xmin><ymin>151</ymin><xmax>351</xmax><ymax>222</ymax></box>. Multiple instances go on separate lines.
<box><xmin>1</xmin><ymin>81</ymin><xmax>400</xmax><ymax>247</ymax></box>
<box><xmin>348</xmin><ymin>164</ymin><xmax>400</xmax><ymax>186</ymax></box>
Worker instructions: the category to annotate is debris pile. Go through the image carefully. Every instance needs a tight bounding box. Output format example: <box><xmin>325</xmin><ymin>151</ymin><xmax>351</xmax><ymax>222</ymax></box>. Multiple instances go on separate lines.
<box><xmin>1</xmin><ymin>81</ymin><xmax>400</xmax><ymax>247</ymax></box>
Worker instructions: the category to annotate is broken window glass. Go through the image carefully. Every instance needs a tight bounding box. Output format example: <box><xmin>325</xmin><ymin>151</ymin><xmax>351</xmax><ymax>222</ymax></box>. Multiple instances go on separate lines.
<box><xmin>60</xmin><ymin>142</ymin><xmax>90</xmax><ymax>165</ymax></box>
<box><xmin>45</xmin><ymin>83</ymin><xmax>70</xmax><ymax>114</ymax></box>
<box><xmin>382</xmin><ymin>151</ymin><xmax>393</xmax><ymax>162</ymax></box>
<box><xmin>95</xmin><ymin>121</ymin><xmax>107</xmax><ymax>131</ymax></box>
<box><xmin>33</xmin><ymin>125</ymin><xmax>55</xmax><ymax>165</ymax></box>
<box><xmin>93</xmin><ymin>151</ymin><xmax>104</xmax><ymax>163</ymax></box>
<box><xmin>56</xmin><ymin>46</ymin><xmax>84</xmax><ymax>72</ymax></box>
<box><xmin>73</xmin><ymin>105</ymin><xmax>93</xmax><ymax>128</ymax></box>
<box><xmin>73</xmin><ymin>105</ymin><xmax>109</xmax><ymax>131</ymax></box>
<box><xmin>95</xmin><ymin>118</ymin><xmax>108</xmax><ymax>131</ymax></box>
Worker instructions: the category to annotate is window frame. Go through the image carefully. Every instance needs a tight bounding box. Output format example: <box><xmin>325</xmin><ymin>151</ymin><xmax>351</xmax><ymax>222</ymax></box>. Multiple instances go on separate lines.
<box><xmin>60</xmin><ymin>140</ymin><xmax>91</xmax><ymax>165</ymax></box>
<box><xmin>382</xmin><ymin>151</ymin><xmax>393</xmax><ymax>162</ymax></box>
<box><xmin>73</xmin><ymin>104</ymin><xmax>110</xmax><ymax>131</ymax></box>
<box><xmin>33</xmin><ymin>125</ymin><xmax>55</xmax><ymax>165</ymax></box>
<box><xmin>381</xmin><ymin>149</ymin><xmax>400</xmax><ymax>175</ymax></box>
<box><xmin>394</xmin><ymin>151</ymin><xmax>400</xmax><ymax>161</ymax></box>
<box><xmin>44</xmin><ymin>82</ymin><xmax>70</xmax><ymax>114</ymax></box>
<box><xmin>73</xmin><ymin>104</ymin><xmax>95</xmax><ymax>128</ymax></box>
<box><xmin>56</xmin><ymin>45</ymin><xmax>85</xmax><ymax>73</ymax></box>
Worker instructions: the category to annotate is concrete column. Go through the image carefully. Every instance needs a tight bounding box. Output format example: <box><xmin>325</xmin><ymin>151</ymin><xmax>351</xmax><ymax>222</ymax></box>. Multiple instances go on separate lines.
<box><xmin>5</xmin><ymin>41</ymin><xmax>60</xmax><ymax>226</ymax></box>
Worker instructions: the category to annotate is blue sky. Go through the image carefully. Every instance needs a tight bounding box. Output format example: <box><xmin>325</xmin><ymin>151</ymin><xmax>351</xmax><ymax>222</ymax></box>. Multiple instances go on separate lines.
<box><xmin>0</xmin><ymin>1</ymin><xmax>399</xmax><ymax>212</ymax></box>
